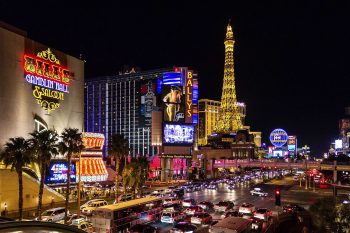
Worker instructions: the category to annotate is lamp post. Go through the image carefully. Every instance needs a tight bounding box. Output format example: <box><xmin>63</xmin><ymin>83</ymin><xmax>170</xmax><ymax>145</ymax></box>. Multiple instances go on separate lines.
<box><xmin>77</xmin><ymin>151</ymin><xmax>82</xmax><ymax>218</ymax></box>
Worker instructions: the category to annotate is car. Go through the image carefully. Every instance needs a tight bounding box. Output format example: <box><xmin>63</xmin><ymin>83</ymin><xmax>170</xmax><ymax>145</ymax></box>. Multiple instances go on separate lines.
<box><xmin>214</xmin><ymin>201</ymin><xmax>234</xmax><ymax>212</ymax></box>
<box><xmin>174</xmin><ymin>189</ymin><xmax>185</xmax><ymax>198</ymax></box>
<box><xmin>227</xmin><ymin>184</ymin><xmax>235</xmax><ymax>190</ymax></box>
<box><xmin>35</xmin><ymin>207</ymin><xmax>67</xmax><ymax>222</ymax></box>
<box><xmin>128</xmin><ymin>223</ymin><xmax>158</xmax><ymax>233</ymax></box>
<box><xmin>171</xmin><ymin>222</ymin><xmax>198</xmax><ymax>233</ymax></box>
<box><xmin>250</xmin><ymin>188</ymin><xmax>268</xmax><ymax>197</ymax></box>
<box><xmin>161</xmin><ymin>211</ymin><xmax>184</xmax><ymax>224</ymax></box>
<box><xmin>183</xmin><ymin>206</ymin><xmax>203</xmax><ymax>216</ymax></box>
<box><xmin>70</xmin><ymin>218</ymin><xmax>94</xmax><ymax>232</ymax></box>
<box><xmin>163</xmin><ymin>203</ymin><xmax>183</xmax><ymax>212</ymax></box>
<box><xmin>81</xmin><ymin>200</ymin><xmax>108</xmax><ymax>216</ymax></box>
<box><xmin>282</xmin><ymin>204</ymin><xmax>305</xmax><ymax>213</ymax></box>
<box><xmin>251</xmin><ymin>218</ymin><xmax>264</xmax><ymax>231</ymax></box>
<box><xmin>207</xmin><ymin>184</ymin><xmax>218</xmax><ymax>189</ymax></box>
<box><xmin>253</xmin><ymin>208</ymin><xmax>272</xmax><ymax>221</ymax></box>
<box><xmin>224</xmin><ymin>210</ymin><xmax>239</xmax><ymax>219</ymax></box>
<box><xmin>163</xmin><ymin>198</ymin><xmax>181</xmax><ymax>205</ymax></box>
<box><xmin>239</xmin><ymin>203</ymin><xmax>256</xmax><ymax>215</ymax></box>
<box><xmin>80</xmin><ymin>199</ymin><xmax>106</xmax><ymax>210</ymax></box>
<box><xmin>182</xmin><ymin>199</ymin><xmax>196</xmax><ymax>207</ymax></box>
<box><xmin>56</xmin><ymin>214</ymin><xmax>85</xmax><ymax>225</ymax></box>
<box><xmin>191</xmin><ymin>212</ymin><xmax>212</xmax><ymax>225</ymax></box>
<box><xmin>198</xmin><ymin>201</ymin><xmax>214</xmax><ymax>211</ymax></box>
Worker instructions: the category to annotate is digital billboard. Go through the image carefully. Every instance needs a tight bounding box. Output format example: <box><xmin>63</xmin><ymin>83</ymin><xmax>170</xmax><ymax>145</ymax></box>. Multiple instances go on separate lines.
<box><xmin>45</xmin><ymin>161</ymin><xmax>76</xmax><ymax>185</ymax></box>
<box><xmin>287</xmin><ymin>136</ymin><xmax>297</xmax><ymax>152</ymax></box>
<box><xmin>162</xmin><ymin>72</ymin><xmax>182</xmax><ymax>86</ymax></box>
<box><xmin>163</xmin><ymin>123</ymin><xmax>194</xmax><ymax>145</ymax></box>
<box><xmin>162</xmin><ymin>85</ymin><xmax>185</xmax><ymax>123</ymax></box>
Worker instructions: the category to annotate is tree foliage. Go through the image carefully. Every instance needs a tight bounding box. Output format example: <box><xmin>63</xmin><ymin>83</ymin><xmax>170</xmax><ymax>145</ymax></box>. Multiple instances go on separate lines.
<box><xmin>0</xmin><ymin>137</ymin><xmax>33</xmax><ymax>220</ymax></box>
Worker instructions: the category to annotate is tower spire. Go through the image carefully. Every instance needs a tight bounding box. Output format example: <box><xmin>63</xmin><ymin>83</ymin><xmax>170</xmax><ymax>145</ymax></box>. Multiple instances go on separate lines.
<box><xmin>215</xmin><ymin>22</ymin><xmax>243</xmax><ymax>133</ymax></box>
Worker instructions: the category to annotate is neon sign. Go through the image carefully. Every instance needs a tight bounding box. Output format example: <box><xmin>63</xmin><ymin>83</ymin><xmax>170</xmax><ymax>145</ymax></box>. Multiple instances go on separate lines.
<box><xmin>185</xmin><ymin>71</ymin><xmax>193</xmax><ymax>123</ymax></box>
<box><xmin>23</xmin><ymin>48</ymin><xmax>72</xmax><ymax>112</ymax></box>
<box><xmin>269</xmin><ymin>128</ymin><xmax>288</xmax><ymax>147</ymax></box>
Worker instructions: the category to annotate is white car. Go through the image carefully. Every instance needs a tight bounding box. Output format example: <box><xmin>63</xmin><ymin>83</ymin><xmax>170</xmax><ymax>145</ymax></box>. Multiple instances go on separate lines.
<box><xmin>80</xmin><ymin>199</ymin><xmax>106</xmax><ymax>210</ymax></box>
<box><xmin>239</xmin><ymin>203</ymin><xmax>256</xmax><ymax>215</ymax></box>
<box><xmin>70</xmin><ymin>218</ymin><xmax>94</xmax><ymax>232</ymax></box>
<box><xmin>81</xmin><ymin>200</ymin><xmax>108</xmax><ymax>216</ymax></box>
<box><xmin>250</xmin><ymin>188</ymin><xmax>268</xmax><ymax>197</ymax></box>
<box><xmin>163</xmin><ymin>198</ymin><xmax>181</xmax><ymax>205</ymax></box>
<box><xmin>161</xmin><ymin>211</ymin><xmax>183</xmax><ymax>224</ymax></box>
<box><xmin>36</xmin><ymin>207</ymin><xmax>67</xmax><ymax>222</ymax></box>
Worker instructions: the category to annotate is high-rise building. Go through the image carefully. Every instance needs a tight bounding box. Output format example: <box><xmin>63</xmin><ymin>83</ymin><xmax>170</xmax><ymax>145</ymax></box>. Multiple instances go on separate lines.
<box><xmin>198</xmin><ymin>99</ymin><xmax>246</xmax><ymax>145</ymax></box>
<box><xmin>215</xmin><ymin>22</ymin><xmax>243</xmax><ymax>133</ymax></box>
<box><xmin>85</xmin><ymin>68</ymin><xmax>172</xmax><ymax>157</ymax></box>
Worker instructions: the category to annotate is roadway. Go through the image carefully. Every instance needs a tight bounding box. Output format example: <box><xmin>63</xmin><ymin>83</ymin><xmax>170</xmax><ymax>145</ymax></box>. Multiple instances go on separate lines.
<box><xmin>151</xmin><ymin>176</ymin><xmax>321</xmax><ymax>232</ymax></box>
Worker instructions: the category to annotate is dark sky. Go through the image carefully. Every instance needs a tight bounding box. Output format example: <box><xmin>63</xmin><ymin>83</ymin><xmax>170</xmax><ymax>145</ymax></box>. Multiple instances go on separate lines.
<box><xmin>2</xmin><ymin>1</ymin><xmax>350</xmax><ymax>156</ymax></box>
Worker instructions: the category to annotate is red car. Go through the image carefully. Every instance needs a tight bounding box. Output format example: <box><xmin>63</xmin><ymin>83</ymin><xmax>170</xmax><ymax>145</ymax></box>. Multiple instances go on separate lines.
<box><xmin>190</xmin><ymin>212</ymin><xmax>212</xmax><ymax>225</ymax></box>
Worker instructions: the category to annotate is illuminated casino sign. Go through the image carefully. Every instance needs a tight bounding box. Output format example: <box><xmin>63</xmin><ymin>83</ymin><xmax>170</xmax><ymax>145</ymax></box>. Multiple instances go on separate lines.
<box><xmin>269</xmin><ymin>128</ymin><xmax>288</xmax><ymax>148</ymax></box>
<box><xmin>185</xmin><ymin>70</ymin><xmax>193</xmax><ymax>123</ymax></box>
<box><xmin>23</xmin><ymin>48</ymin><xmax>72</xmax><ymax>112</ymax></box>
<box><xmin>45</xmin><ymin>161</ymin><xmax>76</xmax><ymax>185</ymax></box>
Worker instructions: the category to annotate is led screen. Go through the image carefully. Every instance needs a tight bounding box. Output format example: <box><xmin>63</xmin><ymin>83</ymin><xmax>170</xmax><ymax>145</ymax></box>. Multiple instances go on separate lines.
<box><xmin>45</xmin><ymin>161</ymin><xmax>76</xmax><ymax>185</ymax></box>
<box><xmin>162</xmin><ymin>85</ymin><xmax>185</xmax><ymax>123</ymax></box>
<box><xmin>163</xmin><ymin>124</ymin><xmax>194</xmax><ymax>145</ymax></box>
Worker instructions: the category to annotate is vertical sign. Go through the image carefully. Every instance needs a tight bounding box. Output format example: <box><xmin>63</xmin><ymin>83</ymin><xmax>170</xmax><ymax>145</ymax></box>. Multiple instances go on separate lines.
<box><xmin>185</xmin><ymin>70</ymin><xmax>193</xmax><ymax>123</ymax></box>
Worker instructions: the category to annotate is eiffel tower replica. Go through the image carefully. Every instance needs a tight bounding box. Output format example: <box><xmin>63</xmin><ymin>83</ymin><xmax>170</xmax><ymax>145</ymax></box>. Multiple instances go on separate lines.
<box><xmin>215</xmin><ymin>21</ymin><xmax>243</xmax><ymax>133</ymax></box>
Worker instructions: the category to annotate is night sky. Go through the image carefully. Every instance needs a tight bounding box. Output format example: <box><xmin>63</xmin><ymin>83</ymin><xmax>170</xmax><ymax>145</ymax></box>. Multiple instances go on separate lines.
<box><xmin>2</xmin><ymin>1</ymin><xmax>350</xmax><ymax>156</ymax></box>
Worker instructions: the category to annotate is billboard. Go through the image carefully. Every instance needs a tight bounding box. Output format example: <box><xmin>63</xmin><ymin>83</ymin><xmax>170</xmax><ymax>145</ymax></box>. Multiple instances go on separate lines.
<box><xmin>45</xmin><ymin>161</ymin><xmax>76</xmax><ymax>185</ymax></box>
<box><xmin>163</xmin><ymin>72</ymin><xmax>182</xmax><ymax>86</ymax></box>
<box><xmin>272</xmin><ymin>150</ymin><xmax>284</xmax><ymax>158</ymax></box>
<box><xmin>140</xmin><ymin>80</ymin><xmax>156</xmax><ymax>127</ymax></box>
<box><xmin>335</xmin><ymin>139</ymin><xmax>342</xmax><ymax>149</ymax></box>
<box><xmin>287</xmin><ymin>136</ymin><xmax>297</xmax><ymax>152</ymax></box>
<box><xmin>162</xmin><ymin>85</ymin><xmax>185</xmax><ymax>123</ymax></box>
<box><xmin>163</xmin><ymin>123</ymin><xmax>194</xmax><ymax>145</ymax></box>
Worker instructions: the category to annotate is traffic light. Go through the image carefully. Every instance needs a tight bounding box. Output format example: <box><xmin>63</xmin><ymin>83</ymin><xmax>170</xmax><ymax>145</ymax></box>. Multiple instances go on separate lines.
<box><xmin>275</xmin><ymin>188</ymin><xmax>281</xmax><ymax>206</ymax></box>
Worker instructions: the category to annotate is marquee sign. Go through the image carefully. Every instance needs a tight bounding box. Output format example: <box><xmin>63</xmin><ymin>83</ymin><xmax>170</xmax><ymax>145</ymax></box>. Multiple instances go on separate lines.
<box><xmin>23</xmin><ymin>48</ymin><xmax>72</xmax><ymax>112</ymax></box>
<box><xmin>185</xmin><ymin>70</ymin><xmax>193</xmax><ymax>123</ymax></box>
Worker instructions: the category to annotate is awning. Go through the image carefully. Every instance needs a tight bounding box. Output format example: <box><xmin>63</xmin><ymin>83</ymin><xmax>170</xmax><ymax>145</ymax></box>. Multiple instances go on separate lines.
<box><xmin>76</xmin><ymin>158</ymin><xmax>108</xmax><ymax>182</ymax></box>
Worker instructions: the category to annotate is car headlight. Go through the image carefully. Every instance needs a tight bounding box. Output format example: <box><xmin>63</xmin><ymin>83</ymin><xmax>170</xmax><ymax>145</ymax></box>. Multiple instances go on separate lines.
<box><xmin>42</xmin><ymin>217</ymin><xmax>47</xmax><ymax>221</ymax></box>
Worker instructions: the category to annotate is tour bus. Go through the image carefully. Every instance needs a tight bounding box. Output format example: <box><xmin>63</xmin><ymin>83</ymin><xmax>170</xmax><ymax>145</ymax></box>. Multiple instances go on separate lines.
<box><xmin>91</xmin><ymin>196</ymin><xmax>162</xmax><ymax>233</ymax></box>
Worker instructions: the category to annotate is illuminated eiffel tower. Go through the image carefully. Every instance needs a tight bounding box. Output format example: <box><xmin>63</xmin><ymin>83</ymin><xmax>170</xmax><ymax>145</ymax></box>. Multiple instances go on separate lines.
<box><xmin>215</xmin><ymin>21</ymin><xmax>243</xmax><ymax>133</ymax></box>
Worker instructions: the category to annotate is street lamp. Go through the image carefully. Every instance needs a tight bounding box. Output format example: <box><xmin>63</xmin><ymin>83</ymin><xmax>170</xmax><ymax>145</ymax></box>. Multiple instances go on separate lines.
<box><xmin>4</xmin><ymin>203</ymin><xmax>7</xmax><ymax>216</ymax></box>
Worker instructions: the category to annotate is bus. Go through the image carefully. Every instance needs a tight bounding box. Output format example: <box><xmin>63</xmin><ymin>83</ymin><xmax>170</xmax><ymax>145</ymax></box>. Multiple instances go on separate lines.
<box><xmin>91</xmin><ymin>196</ymin><xmax>162</xmax><ymax>233</ymax></box>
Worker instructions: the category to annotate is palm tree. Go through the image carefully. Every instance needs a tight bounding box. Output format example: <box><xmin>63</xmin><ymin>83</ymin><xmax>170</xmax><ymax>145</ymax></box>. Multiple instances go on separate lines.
<box><xmin>108</xmin><ymin>134</ymin><xmax>129</xmax><ymax>202</ymax></box>
<box><xmin>122</xmin><ymin>157</ymin><xmax>150</xmax><ymax>198</ymax></box>
<box><xmin>59</xmin><ymin>128</ymin><xmax>84</xmax><ymax>224</ymax></box>
<box><xmin>0</xmin><ymin>137</ymin><xmax>33</xmax><ymax>220</ymax></box>
<box><xmin>122</xmin><ymin>160</ymin><xmax>140</xmax><ymax>199</ymax></box>
<box><xmin>29</xmin><ymin>129</ymin><xmax>59</xmax><ymax>220</ymax></box>
<box><xmin>136</xmin><ymin>156</ymin><xmax>150</xmax><ymax>196</ymax></box>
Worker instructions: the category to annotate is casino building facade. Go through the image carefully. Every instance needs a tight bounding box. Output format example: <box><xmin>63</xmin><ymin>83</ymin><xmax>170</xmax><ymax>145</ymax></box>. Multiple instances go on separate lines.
<box><xmin>0</xmin><ymin>22</ymin><xmax>108</xmax><ymax>212</ymax></box>
<box><xmin>0</xmin><ymin>22</ymin><xmax>84</xmax><ymax>146</ymax></box>
<box><xmin>85</xmin><ymin>67</ymin><xmax>199</xmax><ymax>181</ymax></box>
